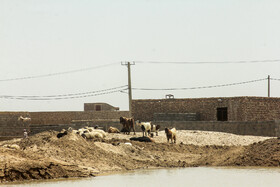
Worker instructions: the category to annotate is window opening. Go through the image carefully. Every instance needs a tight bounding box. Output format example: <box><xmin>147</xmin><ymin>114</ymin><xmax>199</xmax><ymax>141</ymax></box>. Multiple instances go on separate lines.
<box><xmin>95</xmin><ymin>105</ymin><xmax>101</xmax><ymax>111</ymax></box>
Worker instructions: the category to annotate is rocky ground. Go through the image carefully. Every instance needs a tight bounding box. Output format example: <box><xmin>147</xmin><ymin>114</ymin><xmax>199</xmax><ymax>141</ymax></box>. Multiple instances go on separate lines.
<box><xmin>0</xmin><ymin>130</ymin><xmax>279</xmax><ymax>183</ymax></box>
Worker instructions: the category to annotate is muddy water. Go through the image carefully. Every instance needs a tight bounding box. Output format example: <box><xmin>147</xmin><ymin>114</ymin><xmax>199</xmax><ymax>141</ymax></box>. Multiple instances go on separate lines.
<box><xmin>4</xmin><ymin>167</ymin><xmax>280</xmax><ymax>187</ymax></box>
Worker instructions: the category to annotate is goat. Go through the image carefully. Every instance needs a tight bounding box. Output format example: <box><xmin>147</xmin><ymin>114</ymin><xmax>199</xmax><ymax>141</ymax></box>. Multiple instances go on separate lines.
<box><xmin>82</xmin><ymin>131</ymin><xmax>103</xmax><ymax>139</ymax></box>
<box><xmin>83</xmin><ymin>126</ymin><xmax>106</xmax><ymax>138</ymax></box>
<box><xmin>57</xmin><ymin>130</ymin><xmax>68</xmax><ymax>138</ymax></box>
<box><xmin>120</xmin><ymin>117</ymin><xmax>136</xmax><ymax>135</ymax></box>
<box><xmin>149</xmin><ymin>124</ymin><xmax>160</xmax><ymax>136</ymax></box>
<box><xmin>23</xmin><ymin>129</ymin><xmax>29</xmax><ymax>139</ymax></box>
<box><xmin>135</xmin><ymin>120</ymin><xmax>152</xmax><ymax>137</ymax></box>
<box><xmin>108</xmin><ymin>126</ymin><xmax>120</xmax><ymax>133</ymax></box>
<box><xmin>165</xmin><ymin>127</ymin><xmax>176</xmax><ymax>144</ymax></box>
<box><xmin>130</xmin><ymin>136</ymin><xmax>155</xmax><ymax>142</ymax></box>
<box><xmin>93</xmin><ymin>129</ymin><xmax>106</xmax><ymax>138</ymax></box>
<box><xmin>77</xmin><ymin>128</ymin><xmax>87</xmax><ymax>135</ymax></box>
<box><xmin>18</xmin><ymin>116</ymin><xmax>31</xmax><ymax>124</ymax></box>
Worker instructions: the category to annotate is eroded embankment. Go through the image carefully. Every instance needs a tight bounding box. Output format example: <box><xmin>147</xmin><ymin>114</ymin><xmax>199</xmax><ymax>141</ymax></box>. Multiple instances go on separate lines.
<box><xmin>0</xmin><ymin>131</ymin><xmax>279</xmax><ymax>183</ymax></box>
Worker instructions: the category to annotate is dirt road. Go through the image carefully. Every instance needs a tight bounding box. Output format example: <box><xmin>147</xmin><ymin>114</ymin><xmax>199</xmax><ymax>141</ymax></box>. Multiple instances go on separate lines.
<box><xmin>0</xmin><ymin>130</ymin><xmax>279</xmax><ymax>183</ymax></box>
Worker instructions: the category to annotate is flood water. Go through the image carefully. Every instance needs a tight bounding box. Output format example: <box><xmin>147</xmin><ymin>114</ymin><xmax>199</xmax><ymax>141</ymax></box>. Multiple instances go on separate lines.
<box><xmin>4</xmin><ymin>167</ymin><xmax>280</xmax><ymax>187</ymax></box>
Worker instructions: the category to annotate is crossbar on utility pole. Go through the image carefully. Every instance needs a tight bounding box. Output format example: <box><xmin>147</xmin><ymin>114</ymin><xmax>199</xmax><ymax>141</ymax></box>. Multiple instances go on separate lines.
<box><xmin>121</xmin><ymin>62</ymin><xmax>135</xmax><ymax>117</ymax></box>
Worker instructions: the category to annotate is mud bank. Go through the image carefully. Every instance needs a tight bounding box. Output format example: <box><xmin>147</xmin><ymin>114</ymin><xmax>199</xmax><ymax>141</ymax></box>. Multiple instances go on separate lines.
<box><xmin>0</xmin><ymin>130</ymin><xmax>279</xmax><ymax>183</ymax></box>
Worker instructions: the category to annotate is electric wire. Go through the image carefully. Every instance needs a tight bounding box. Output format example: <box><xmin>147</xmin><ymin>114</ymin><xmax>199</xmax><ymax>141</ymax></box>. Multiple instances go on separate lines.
<box><xmin>132</xmin><ymin>78</ymin><xmax>267</xmax><ymax>91</ymax></box>
<box><xmin>135</xmin><ymin>59</ymin><xmax>280</xmax><ymax>64</ymax></box>
<box><xmin>0</xmin><ymin>62</ymin><xmax>118</xmax><ymax>82</ymax></box>
<box><xmin>271</xmin><ymin>78</ymin><xmax>280</xmax><ymax>81</ymax></box>
<box><xmin>0</xmin><ymin>85</ymin><xmax>128</xmax><ymax>98</ymax></box>
<box><xmin>0</xmin><ymin>58</ymin><xmax>279</xmax><ymax>100</ymax></box>
<box><xmin>0</xmin><ymin>86</ymin><xmax>128</xmax><ymax>100</ymax></box>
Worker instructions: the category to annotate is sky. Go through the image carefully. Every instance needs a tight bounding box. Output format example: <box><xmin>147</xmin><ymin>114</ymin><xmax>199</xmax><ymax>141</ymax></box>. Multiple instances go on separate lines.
<box><xmin>0</xmin><ymin>0</ymin><xmax>280</xmax><ymax>111</ymax></box>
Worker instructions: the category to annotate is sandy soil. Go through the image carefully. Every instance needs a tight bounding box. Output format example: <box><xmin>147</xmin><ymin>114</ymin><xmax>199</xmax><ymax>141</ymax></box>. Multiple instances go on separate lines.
<box><xmin>0</xmin><ymin>130</ymin><xmax>279</xmax><ymax>183</ymax></box>
<box><xmin>105</xmin><ymin>130</ymin><xmax>271</xmax><ymax>146</ymax></box>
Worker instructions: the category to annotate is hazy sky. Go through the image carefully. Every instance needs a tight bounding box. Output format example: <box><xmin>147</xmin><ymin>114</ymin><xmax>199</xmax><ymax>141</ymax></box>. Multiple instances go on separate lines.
<box><xmin>1</xmin><ymin>0</ymin><xmax>280</xmax><ymax>111</ymax></box>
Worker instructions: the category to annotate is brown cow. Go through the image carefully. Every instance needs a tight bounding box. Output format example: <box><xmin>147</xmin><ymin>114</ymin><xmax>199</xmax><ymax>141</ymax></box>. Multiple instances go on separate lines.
<box><xmin>120</xmin><ymin>117</ymin><xmax>136</xmax><ymax>135</ymax></box>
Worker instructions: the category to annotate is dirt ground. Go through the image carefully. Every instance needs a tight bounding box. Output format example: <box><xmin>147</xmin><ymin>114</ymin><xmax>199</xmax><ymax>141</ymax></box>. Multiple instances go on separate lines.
<box><xmin>0</xmin><ymin>130</ymin><xmax>279</xmax><ymax>183</ymax></box>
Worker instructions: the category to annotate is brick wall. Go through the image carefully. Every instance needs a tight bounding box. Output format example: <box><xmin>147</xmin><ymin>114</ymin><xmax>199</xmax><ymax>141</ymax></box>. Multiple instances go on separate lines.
<box><xmin>153</xmin><ymin>113</ymin><xmax>198</xmax><ymax>121</ymax></box>
<box><xmin>0</xmin><ymin>111</ymin><xmax>129</xmax><ymax>137</ymax></box>
<box><xmin>242</xmin><ymin>97</ymin><xmax>280</xmax><ymax>121</ymax></box>
<box><xmin>132</xmin><ymin>97</ymin><xmax>280</xmax><ymax>122</ymax></box>
<box><xmin>84</xmin><ymin>103</ymin><xmax>119</xmax><ymax>111</ymax></box>
<box><xmin>0</xmin><ymin>112</ymin><xmax>30</xmax><ymax>136</ymax></box>
<box><xmin>1</xmin><ymin>96</ymin><xmax>280</xmax><ymax>138</ymax></box>
<box><xmin>29</xmin><ymin>111</ymin><xmax>129</xmax><ymax>125</ymax></box>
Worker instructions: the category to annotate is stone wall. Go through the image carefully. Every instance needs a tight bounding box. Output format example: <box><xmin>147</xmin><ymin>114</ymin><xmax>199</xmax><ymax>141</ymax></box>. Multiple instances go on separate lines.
<box><xmin>132</xmin><ymin>97</ymin><xmax>280</xmax><ymax>122</ymax></box>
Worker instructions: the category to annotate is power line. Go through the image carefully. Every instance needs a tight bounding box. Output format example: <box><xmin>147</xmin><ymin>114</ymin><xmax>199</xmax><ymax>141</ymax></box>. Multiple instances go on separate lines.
<box><xmin>0</xmin><ymin>89</ymin><xmax>128</xmax><ymax>100</ymax></box>
<box><xmin>132</xmin><ymin>78</ymin><xmax>267</xmax><ymax>91</ymax></box>
<box><xmin>0</xmin><ymin>63</ymin><xmax>118</xmax><ymax>82</ymax></box>
<box><xmin>271</xmin><ymin>78</ymin><xmax>280</xmax><ymax>81</ymax></box>
<box><xmin>0</xmin><ymin>85</ymin><xmax>128</xmax><ymax>100</ymax></box>
<box><xmin>0</xmin><ymin>77</ymin><xmax>276</xmax><ymax>100</ymax></box>
<box><xmin>1</xmin><ymin>60</ymin><xmax>279</xmax><ymax>82</ymax></box>
<box><xmin>2</xmin><ymin>85</ymin><xmax>128</xmax><ymax>98</ymax></box>
<box><xmin>135</xmin><ymin>59</ymin><xmax>280</xmax><ymax>64</ymax></box>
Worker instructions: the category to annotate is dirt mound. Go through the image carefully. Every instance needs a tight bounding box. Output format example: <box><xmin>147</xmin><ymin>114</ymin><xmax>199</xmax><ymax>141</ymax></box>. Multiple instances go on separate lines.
<box><xmin>0</xmin><ymin>131</ymin><xmax>100</xmax><ymax>182</ymax></box>
<box><xmin>225</xmin><ymin>138</ymin><xmax>280</xmax><ymax>166</ymax></box>
<box><xmin>0</xmin><ymin>130</ymin><xmax>279</xmax><ymax>183</ymax></box>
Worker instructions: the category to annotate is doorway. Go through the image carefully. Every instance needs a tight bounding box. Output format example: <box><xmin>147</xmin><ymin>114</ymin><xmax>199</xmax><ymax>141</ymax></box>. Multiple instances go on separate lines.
<box><xmin>217</xmin><ymin>107</ymin><xmax>228</xmax><ymax>121</ymax></box>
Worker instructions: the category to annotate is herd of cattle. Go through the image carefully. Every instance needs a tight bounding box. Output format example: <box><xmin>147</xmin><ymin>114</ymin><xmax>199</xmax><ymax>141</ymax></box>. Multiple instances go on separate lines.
<box><xmin>57</xmin><ymin>116</ymin><xmax>177</xmax><ymax>143</ymax></box>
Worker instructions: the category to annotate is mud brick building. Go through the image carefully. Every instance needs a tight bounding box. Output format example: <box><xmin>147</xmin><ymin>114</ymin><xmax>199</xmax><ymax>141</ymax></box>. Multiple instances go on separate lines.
<box><xmin>132</xmin><ymin>96</ymin><xmax>280</xmax><ymax>122</ymax></box>
<box><xmin>84</xmin><ymin>103</ymin><xmax>119</xmax><ymax>111</ymax></box>
<box><xmin>131</xmin><ymin>96</ymin><xmax>280</xmax><ymax>137</ymax></box>
<box><xmin>1</xmin><ymin>98</ymin><xmax>280</xmax><ymax>138</ymax></box>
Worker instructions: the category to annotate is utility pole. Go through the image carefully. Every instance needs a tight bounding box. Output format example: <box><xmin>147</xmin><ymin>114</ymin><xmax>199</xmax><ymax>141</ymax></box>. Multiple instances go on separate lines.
<box><xmin>268</xmin><ymin>75</ymin><xmax>270</xmax><ymax>97</ymax></box>
<box><xmin>121</xmin><ymin>62</ymin><xmax>135</xmax><ymax>117</ymax></box>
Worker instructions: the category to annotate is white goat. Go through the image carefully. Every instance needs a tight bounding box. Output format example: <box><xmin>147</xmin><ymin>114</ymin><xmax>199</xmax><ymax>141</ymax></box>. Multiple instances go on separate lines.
<box><xmin>93</xmin><ymin>129</ymin><xmax>106</xmax><ymax>138</ymax></box>
<box><xmin>82</xmin><ymin>131</ymin><xmax>103</xmax><ymax>139</ymax></box>
<box><xmin>84</xmin><ymin>126</ymin><xmax>106</xmax><ymax>138</ymax></box>
<box><xmin>18</xmin><ymin>116</ymin><xmax>31</xmax><ymax>124</ymax></box>
<box><xmin>135</xmin><ymin>121</ymin><xmax>152</xmax><ymax>137</ymax></box>
<box><xmin>76</xmin><ymin>128</ymin><xmax>89</xmax><ymax>135</ymax></box>
<box><xmin>150</xmin><ymin>124</ymin><xmax>161</xmax><ymax>136</ymax></box>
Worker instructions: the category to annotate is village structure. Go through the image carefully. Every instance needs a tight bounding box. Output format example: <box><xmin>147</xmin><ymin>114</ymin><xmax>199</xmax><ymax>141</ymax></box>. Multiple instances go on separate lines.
<box><xmin>1</xmin><ymin>96</ymin><xmax>280</xmax><ymax>182</ymax></box>
<box><xmin>1</xmin><ymin>96</ymin><xmax>280</xmax><ymax>138</ymax></box>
